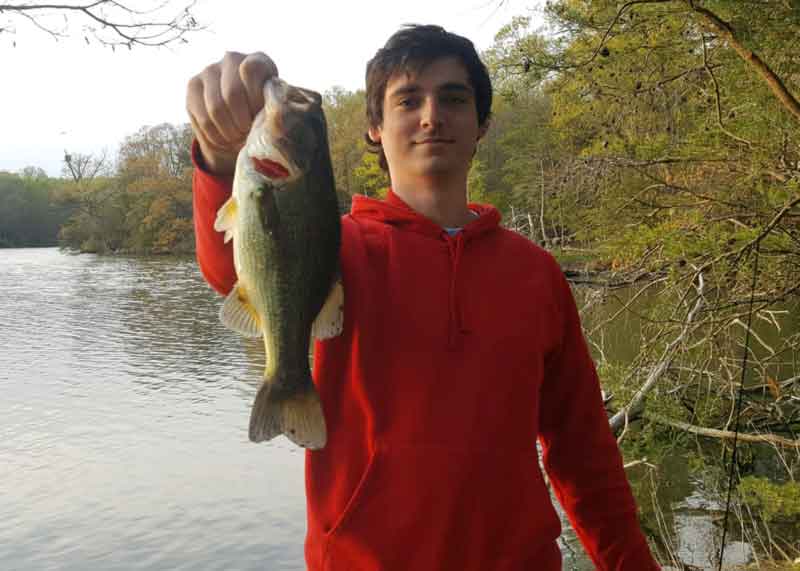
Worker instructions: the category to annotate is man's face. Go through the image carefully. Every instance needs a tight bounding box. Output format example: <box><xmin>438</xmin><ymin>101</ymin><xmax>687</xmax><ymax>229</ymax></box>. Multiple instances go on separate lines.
<box><xmin>369</xmin><ymin>57</ymin><xmax>486</xmax><ymax>183</ymax></box>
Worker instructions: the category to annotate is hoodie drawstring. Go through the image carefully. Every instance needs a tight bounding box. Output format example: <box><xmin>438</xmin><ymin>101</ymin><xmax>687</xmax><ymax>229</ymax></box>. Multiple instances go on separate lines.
<box><xmin>446</xmin><ymin>232</ymin><xmax>467</xmax><ymax>350</ymax></box>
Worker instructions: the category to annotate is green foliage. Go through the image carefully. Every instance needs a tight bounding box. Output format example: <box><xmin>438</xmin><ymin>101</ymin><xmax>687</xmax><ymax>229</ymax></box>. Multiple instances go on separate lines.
<box><xmin>739</xmin><ymin>476</ymin><xmax>800</xmax><ymax>523</ymax></box>
<box><xmin>324</xmin><ymin>87</ymin><xmax>370</xmax><ymax>196</ymax></box>
<box><xmin>352</xmin><ymin>152</ymin><xmax>389</xmax><ymax>198</ymax></box>
<box><xmin>468</xmin><ymin>158</ymin><xmax>510</xmax><ymax>211</ymax></box>
<box><xmin>323</xmin><ymin>87</ymin><xmax>393</xmax><ymax>199</ymax></box>
<box><xmin>482</xmin><ymin>0</ymin><xmax>800</xmax><ymax>295</ymax></box>
<box><xmin>0</xmin><ymin>172</ymin><xmax>72</xmax><ymax>247</ymax></box>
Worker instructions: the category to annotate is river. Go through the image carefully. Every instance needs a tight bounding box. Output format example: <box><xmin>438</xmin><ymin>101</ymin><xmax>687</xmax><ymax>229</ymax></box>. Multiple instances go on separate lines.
<box><xmin>0</xmin><ymin>247</ymin><xmax>771</xmax><ymax>570</ymax></box>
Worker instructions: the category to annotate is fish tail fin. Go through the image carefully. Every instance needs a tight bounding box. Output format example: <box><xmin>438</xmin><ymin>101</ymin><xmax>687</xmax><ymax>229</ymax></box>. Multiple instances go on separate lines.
<box><xmin>249</xmin><ymin>374</ymin><xmax>327</xmax><ymax>449</ymax></box>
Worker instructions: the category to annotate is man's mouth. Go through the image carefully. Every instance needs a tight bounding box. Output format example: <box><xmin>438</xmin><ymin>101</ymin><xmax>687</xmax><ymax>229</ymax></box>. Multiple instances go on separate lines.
<box><xmin>414</xmin><ymin>138</ymin><xmax>454</xmax><ymax>144</ymax></box>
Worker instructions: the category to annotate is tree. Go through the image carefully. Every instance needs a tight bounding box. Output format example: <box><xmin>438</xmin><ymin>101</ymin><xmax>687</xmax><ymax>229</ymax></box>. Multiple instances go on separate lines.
<box><xmin>480</xmin><ymin>3</ymin><xmax>800</xmax><ymax>455</ymax></box>
<box><xmin>116</xmin><ymin>123</ymin><xmax>194</xmax><ymax>253</ymax></box>
<box><xmin>323</xmin><ymin>87</ymin><xmax>370</xmax><ymax>196</ymax></box>
<box><xmin>0</xmin><ymin>0</ymin><xmax>201</xmax><ymax>48</ymax></box>
<box><xmin>57</xmin><ymin>123</ymin><xmax>194</xmax><ymax>254</ymax></box>
<box><xmin>20</xmin><ymin>165</ymin><xmax>47</xmax><ymax>180</ymax></box>
<box><xmin>0</xmin><ymin>171</ymin><xmax>71</xmax><ymax>246</ymax></box>
<box><xmin>323</xmin><ymin>87</ymin><xmax>391</xmax><ymax>201</ymax></box>
<box><xmin>352</xmin><ymin>152</ymin><xmax>389</xmax><ymax>199</ymax></box>
<box><xmin>62</xmin><ymin>149</ymin><xmax>109</xmax><ymax>182</ymax></box>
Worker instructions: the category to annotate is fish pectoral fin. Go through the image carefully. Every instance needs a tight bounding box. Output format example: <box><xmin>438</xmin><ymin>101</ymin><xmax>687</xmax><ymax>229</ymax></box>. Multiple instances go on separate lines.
<box><xmin>220</xmin><ymin>283</ymin><xmax>262</xmax><ymax>338</ymax></box>
<box><xmin>311</xmin><ymin>280</ymin><xmax>344</xmax><ymax>340</ymax></box>
<box><xmin>214</xmin><ymin>196</ymin><xmax>238</xmax><ymax>243</ymax></box>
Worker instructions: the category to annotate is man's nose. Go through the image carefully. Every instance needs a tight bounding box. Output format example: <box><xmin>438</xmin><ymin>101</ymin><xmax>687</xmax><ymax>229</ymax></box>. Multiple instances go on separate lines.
<box><xmin>420</xmin><ymin>98</ymin><xmax>443</xmax><ymax>130</ymax></box>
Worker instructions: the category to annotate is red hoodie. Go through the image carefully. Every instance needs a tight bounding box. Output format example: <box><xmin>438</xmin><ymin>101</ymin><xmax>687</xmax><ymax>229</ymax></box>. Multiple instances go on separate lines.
<box><xmin>192</xmin><ymin>144</ymin><xmax>661</xmax><ymax>571</ymax></box>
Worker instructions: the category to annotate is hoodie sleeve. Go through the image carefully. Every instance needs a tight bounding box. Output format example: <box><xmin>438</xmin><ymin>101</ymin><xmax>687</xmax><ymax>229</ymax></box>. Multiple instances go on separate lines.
<box><xmin>191</xmin><ymin>140</ymin><xmax>236</xmax><ymax>296</ymax></box>
<box><xmin>537</xmin><ymin>256</ymin><xmax>660</xmax><ymax>570</ymax></box>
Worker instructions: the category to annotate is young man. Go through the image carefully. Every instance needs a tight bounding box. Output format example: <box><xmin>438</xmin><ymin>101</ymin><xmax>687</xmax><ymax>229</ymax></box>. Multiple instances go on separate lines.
<box><xmin>187</xmin><ymin>25</ymin><xmax>661</xmax><ymax>571</ymax></box>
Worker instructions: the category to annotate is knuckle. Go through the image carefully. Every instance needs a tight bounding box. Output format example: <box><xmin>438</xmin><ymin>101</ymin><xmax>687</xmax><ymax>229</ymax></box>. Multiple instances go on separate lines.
<box><xmin>201</xmin><ymin>65</ymin><xmax>221</xmax><ymax>84</ymax></box>
<box><xmin>196</xmin><ymin>113</ymin><xmax>214</xmax><ymax>132</ymax></box>
<box><xmin>186</xmin><ymin>75</ymin><xmax>204</xmax><ymax>99</ymax></box>
<box><xmin>221</xmin><ymin>80</ymin><xmax>244</xmax><ymax>103</ymax></box>
<box><xmin>222</xmin><ymin>51</ymin><xmax>245</xmax><ymax>64</ymax></box>
<box><xmin>242</xmin><ymin>53</ymin><xmax>276</xmax><ymax>75</ymax></box>
<box><xmin>187</xmin><ymin>75</ymin><xmax>202</xmax><ymax>90</ymax></box>
<box><xmin>206</xmin><ymin>102</ymin><xmax>226</xmax><ymax>126</ymax></box>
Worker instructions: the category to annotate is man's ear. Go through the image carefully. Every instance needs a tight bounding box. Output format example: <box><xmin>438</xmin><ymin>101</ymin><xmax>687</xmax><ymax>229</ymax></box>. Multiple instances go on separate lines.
<box><xmin>368</xmin><ymin>125</ymin><xmax>381</xmax><ymax>144</ymax></box>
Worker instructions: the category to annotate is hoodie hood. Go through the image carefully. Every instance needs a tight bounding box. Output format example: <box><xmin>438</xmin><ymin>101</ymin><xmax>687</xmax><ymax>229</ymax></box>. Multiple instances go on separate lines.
<box><xmin>349</xmin><ymin>189</ymin><xmax>502</xmax><ymax>351</ymax></box>
<box><xmin>350</xmin><ymin>189</ymin><xmax>501</xmax><ymax>241</ymax></box>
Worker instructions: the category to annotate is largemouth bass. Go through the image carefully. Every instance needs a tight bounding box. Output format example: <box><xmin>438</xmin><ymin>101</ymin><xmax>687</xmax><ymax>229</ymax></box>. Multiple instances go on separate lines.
<box><xmin>214</xmin><ymin>78</ymin><xmax>343</xmax><ymax>449</ymax></box>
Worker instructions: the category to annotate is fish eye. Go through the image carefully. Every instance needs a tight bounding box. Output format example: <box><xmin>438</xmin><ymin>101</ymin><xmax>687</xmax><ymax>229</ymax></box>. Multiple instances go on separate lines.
<box><xmin>287</xmin><ymin>88</ymin><xmax>311</xmax><ymax>106</ymax></box>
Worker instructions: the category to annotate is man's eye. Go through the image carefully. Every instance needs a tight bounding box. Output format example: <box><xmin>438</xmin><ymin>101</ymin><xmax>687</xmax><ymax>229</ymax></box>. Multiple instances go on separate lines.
<box><xmin>399</xmin><ymin>98</ymin><xmax>418</xmax><ymax>108</ymax></box>
<box><xmin>444</xmin><ymin>95</ymin><xmax>468</xmax><ymax>104</ymax></box>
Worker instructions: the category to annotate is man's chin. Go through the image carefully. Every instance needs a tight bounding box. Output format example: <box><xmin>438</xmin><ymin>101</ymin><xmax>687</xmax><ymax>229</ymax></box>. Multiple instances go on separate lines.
<box><xmin>412</xmin><ymin>157</ymin><xmax>462</xmax><ymax>177</ymax></box>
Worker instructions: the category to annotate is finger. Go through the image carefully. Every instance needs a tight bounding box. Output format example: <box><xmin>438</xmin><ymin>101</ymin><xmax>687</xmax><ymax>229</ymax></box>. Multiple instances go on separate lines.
<box><xmin>186</xmin><ymin>74</ymin><xmax>229</xmax><ymax>150</ymax></box>
<box><xmin>202</xmin><ymin>64</ymin><xmax>247</xmax><ymax>145</ymax></box>
<box><xmin>240</xmin><ymin>52</ymin><xmax>279</xmax><ymax>117</ymax></box>
<box><xmin>188</xmin><ymin>103</ymin><xmax>229</xmax><ymax>152</ymax></box>
<box><xmin>220</xmin><ymin>52</ymin><xmax>251</xmax><ymax>135</ymax></box>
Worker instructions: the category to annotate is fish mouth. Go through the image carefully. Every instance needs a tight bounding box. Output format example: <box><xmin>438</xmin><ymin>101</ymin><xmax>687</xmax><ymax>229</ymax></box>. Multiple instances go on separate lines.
<box><xmin>251</xmin><ymin>156</ymin><xmax>291</xmax><ymax>179</ymax></box>
<box><xmin>244</xmin><ymin>107</ymin><xmax>297</xmax><ymax>182</ymax></box>
<box><xmin>244</xmin><ymin>78</ymin><xmax>313</xmax><ymax>182</ymax></box>
<box><xmin>243</xmin><ymin>78</ymin><xmax>322</xmax><ymax>183</ymax></box>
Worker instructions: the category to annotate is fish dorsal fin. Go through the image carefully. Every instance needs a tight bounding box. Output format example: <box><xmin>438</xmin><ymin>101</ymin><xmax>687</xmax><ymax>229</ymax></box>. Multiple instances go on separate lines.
<box><xmin>220</xmin><ymin>283</ymin><xmax>262</xmax><ymax>337</ymax></box>
<box><xmin>214</xmin><ymin>196</ymin><xmax>238</xmax><ymax>244</ymax></box>
<box><xmin>311</xmin><ymin>280</ymin><xmax>344</xmax><ymax>340</ymax></box>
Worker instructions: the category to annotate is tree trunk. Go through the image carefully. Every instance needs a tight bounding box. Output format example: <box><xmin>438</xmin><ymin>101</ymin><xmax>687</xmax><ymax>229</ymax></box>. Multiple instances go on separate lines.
<box><xmin>689</xmin><ymin>1</ymin><xmax>800</xmax><ymax>124</ymax></box>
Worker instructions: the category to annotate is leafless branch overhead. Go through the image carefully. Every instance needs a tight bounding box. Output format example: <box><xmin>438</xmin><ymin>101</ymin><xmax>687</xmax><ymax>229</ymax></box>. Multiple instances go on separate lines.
<box><xmin>0</xmin><ymin>0</ymin><xmax>201</xmax><ymax>48</ymax></box>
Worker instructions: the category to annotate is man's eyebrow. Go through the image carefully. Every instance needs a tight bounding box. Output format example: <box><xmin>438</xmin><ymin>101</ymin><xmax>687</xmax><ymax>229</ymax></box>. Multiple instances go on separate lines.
<box><xmin>438</xmin><ymin>82</ymin><xmax>474</xmax><ymax>94</ymax></box>
<box><xmin>388</xmin><ymin>84</ymin><xmax>421</xmax><ymax>98</ymax></box>
<box><xmin>387</xmin><ymin>82</ymin><xmax>474</xmax><ymax>98</ymax></box>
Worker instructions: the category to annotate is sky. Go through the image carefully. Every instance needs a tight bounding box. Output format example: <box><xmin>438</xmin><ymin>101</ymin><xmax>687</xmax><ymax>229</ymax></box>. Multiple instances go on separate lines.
<box><xmin>1</xmin><ymin>0</ymin><xmax>542</xmax><ymax>177</ymax></box>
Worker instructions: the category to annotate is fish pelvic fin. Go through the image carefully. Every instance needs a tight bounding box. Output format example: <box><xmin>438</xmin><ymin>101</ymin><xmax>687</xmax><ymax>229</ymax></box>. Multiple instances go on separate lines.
<box><xmin>214</xmin><ymin>196</ymin><xmax>238</xmax><ymax>243</ymax></box>
<box><xmin>249</xmin><ymin>376</ymin><xmax>327</xmax><ymax>449</ymax></box>
<box><xmin>220</xmin><ymin>283</ymin><xmax>262</xmax><ymax>337</ymax></box>
<box><xmin>311</xmin><ymin>279</ymin><xmax>344</xmax><ymax>340</ymax></box>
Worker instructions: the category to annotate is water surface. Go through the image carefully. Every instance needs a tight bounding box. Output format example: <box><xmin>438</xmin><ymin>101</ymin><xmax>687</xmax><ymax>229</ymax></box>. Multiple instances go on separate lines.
<box><xmin>1</xmin><ymin>248</ymin><xmax>306</xmax><ymax>570</ymax></box>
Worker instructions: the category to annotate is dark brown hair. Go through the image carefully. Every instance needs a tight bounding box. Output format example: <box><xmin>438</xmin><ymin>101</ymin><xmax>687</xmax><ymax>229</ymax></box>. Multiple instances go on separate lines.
<box><xmin>364</xmin><ymin>24</ymin><xmax>493</xmax><ymax>171</ymax></box>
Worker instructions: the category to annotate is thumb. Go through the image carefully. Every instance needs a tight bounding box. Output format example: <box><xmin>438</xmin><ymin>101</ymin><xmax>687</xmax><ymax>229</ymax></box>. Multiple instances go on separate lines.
<box><xmin>240</xmin><ymin>52</ymin><xmax>279</xmax><ymax>118</ymax></box>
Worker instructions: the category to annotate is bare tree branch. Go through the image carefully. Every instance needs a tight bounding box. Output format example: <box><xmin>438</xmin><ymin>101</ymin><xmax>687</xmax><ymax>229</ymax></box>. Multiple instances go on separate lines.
<box><xmin>518</xmin><ymin>0</ymin><xmax>674</xmax><ymax>72</ymax></box>
<box><xmin>0</xmin><ymin>0</ymin><xmax>201</xmax><ymax>47</ymax></box>
<box><xmin>688</xmin><ymin>0</ymin><xmax>800</xmax><ymax>124</ymax></box>
<box><xmin>701</xmin><ymin>33</ymin><xmax>754</xmax><ymax>147</ymax></box>
<box><xmin>645</xmin><ymin>412</ymin><xmax>800</xmax><ymax>447</ymax></box>
<box><xmin>610</xmin><ymin>270</ymin><xmax>706</xmax><ymax>433</ymax></box>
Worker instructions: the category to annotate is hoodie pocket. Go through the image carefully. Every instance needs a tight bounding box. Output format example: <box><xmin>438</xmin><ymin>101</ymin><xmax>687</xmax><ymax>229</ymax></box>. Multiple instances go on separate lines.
<box><xmin>322</xmin><ymin>442</ymin><xmax>562</xmax><ymax>571</ymax></box>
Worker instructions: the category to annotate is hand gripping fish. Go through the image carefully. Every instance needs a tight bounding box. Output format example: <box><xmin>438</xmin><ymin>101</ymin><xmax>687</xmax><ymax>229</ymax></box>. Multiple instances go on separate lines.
<box><xmin>214</xmin><ymin>78</ymin><xmax>343</xmax><ymax>449</ymax></box>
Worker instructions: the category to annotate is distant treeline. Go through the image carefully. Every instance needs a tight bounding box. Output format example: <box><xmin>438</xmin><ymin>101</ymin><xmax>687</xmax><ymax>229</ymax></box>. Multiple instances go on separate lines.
<box><xmin>0</xmin><ymin>123</ymin><xmax>195</xmax><ymax>254</ymax></box>
<box><xmin>0</xmin><ymin>170</ymin><xmax>73</xmax><ymax>247</ymax></box>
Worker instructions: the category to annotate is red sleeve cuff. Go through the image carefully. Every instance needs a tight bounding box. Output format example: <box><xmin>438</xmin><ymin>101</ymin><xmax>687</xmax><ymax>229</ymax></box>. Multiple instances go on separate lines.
<box><xmin>191</xmin><ymin>139</ymin><xmax>237</xmax><ymax>295</ymax></box>
<box><xmin>191</xmin><ymin>139</ymin><xmax>234</xmax><ymax>196</ymax></box>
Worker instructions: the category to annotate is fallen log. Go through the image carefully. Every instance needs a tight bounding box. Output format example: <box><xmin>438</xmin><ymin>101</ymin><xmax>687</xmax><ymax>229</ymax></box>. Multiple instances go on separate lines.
<box><xmin>645</xmin><ymin>412</ymin><xmax>800</xmax><ymax>447</ymax></box>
